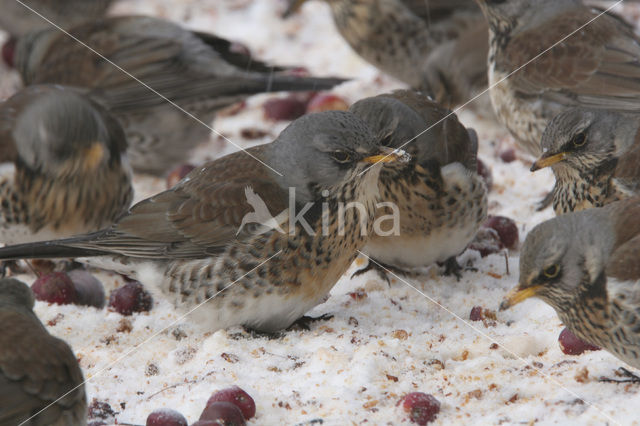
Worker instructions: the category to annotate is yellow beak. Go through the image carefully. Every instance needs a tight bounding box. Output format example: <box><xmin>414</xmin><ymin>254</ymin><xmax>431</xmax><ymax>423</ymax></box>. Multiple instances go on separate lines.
<box><xmin>362</xmin><ymin>147</ymin><xmax>410</xmax><ymax>164</ymax></box>
<box><xmin>83</xmin><ymin>142</ymin><xmax>105</xmax><ymax>171</ymax></box>
<box><xmin>283</xmin><ymin>0</ymin><xmax>308</xmax><ymax>18</ymax></box>
<box><xmin>530</xmin><ymin>152</ymin><xmax>566</xmax><ymax>172</ymax></box>
<box><xmin>499</xmin><ymin>284</ymin><xmax>542</xmax><ymax>311</ymax></box>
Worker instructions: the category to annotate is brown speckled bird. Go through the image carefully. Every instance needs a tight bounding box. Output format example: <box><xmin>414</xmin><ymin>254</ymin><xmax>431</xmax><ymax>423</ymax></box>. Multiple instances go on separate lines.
<box><xmin>532</xmin><ymin>107</ymin><xmax>640</xmax><ymax>215</ymax></box>
<box><xmin>349</xmin><ymin>90</ymin><xmax>487</xmax><ymax>278</ymax></box>
<box><xmin>284</xmin><ymin>0</ymin><xmax>488</xmax><ymax>108</ymax></box>
<box><xmin>476</xmin><ymin>0</ymin><xmax>640</xmax><ymax>155</ymax></box>
<box><xmin>500</xmin><ymin>198</ymin><xmax>640</xmax><ymax>372</ymax></box>
<box><xmin>15</xmin><ymin>15</ymin><xmax>347</xmax><ymax>175</ymax></box>
<box><xmin>0</xmin><ymin>85</ymin><xmax>133</xmax><ymax>244</ymax></box>
<box><xmin>0</xmin><ymin>277</ymin><xmax>87</xmax><ymax>425</ymax></box>
<box><xmin>0</xmin><ymin>0</ymin><xmax>113</xmax><ymax>37</ymax></box>
<box><xmin>0</xmin><ymin>111</ymin><xmax>409</xmax><ymax>332</ymax></box>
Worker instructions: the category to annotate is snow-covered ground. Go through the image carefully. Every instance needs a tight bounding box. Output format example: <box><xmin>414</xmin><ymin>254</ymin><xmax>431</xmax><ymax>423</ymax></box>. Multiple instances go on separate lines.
<box><xmin>2</xmin><ymin>0</ymin><xmax>640</xmax><ymax>424</ymax></box>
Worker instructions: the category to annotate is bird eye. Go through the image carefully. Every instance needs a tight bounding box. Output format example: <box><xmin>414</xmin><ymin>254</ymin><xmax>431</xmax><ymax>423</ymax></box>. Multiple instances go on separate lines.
<box><xmin>332</xmin><ymin>150</ymin><xmax>351</xmax><ymax>163</ymax></box>
<box><xmin>543</xmin><ymin>264</ymin><xmax>560</xmax><ymax>279</ymax></box>
<box><xmin>571</xmin><ymin>132</ymin><xmax>586</xmax><ymax>148</ymax></box>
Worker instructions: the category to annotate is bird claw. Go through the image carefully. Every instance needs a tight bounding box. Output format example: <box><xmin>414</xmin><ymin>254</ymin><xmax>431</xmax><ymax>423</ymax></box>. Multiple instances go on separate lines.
<box><xmin>599</xmin><ymin>367</ymin><xmax>640</xmax><ymax>384</ymax></box>
<box><xmin>351</xmin><ymin>260</ymin><xmax>415</xmax><ymax>286</ymax></box>
<box><xmin>440</xmin><ymin>257</ymin><xmax>476</xmax><ymax>281</ymax></box>
<box><xmin>288</xmin><ymin>313</ymin><xmax>334</xmax><ymax>331</ymax></box>
<box><xmin>535</xmin><ymin>190</ymin><xmax>554</xmax><ymax>211</ymax></box>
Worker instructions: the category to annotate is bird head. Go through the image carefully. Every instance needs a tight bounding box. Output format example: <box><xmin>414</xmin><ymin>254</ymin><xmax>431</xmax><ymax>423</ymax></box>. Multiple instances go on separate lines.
<box><xmin>268</xmin><ymin>110</ymin><xmax>410</xmax><ymax>203</ymax></box>
<box><xmin>0</xmin><ymin>278</ymin><xmax>34</xmax><ymax>310</ymax></box>
<box><xmin>532</xmin><ymin>108</ymin><xmax>619</xmax><ymax>178</ymax></box>
<box><xmin>500</xmin><ymin>209</ymin><xmax>612</xmax><ymax>313</ymax></box>
<box><xmin>9</xmin><ymin>85</ymin><xmax>127</xmax><ymax>180</ymax></box>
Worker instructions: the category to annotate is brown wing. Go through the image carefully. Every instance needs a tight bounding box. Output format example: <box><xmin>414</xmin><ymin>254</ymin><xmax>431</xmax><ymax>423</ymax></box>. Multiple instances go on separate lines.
<box><xmin>0</xmin><ymin>309</ymin><xmax>85</xmax><ymax>425</ymax></box>
<box><xmin>70</xmin><ymin>147</ymin><xmax>289</xmax><ymax>259</ymax></box>
<box><xmin>503</xmin><ymin>10</ymin><xmax>640</xmax><ymax>110</ymax></box>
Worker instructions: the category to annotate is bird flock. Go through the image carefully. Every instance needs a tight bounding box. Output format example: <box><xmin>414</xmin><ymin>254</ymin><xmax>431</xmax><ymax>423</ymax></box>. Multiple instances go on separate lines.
<box><xmin>1</xmin><ymin>0</ymin><xmax>640</xmax><ymax>423</ymax></box>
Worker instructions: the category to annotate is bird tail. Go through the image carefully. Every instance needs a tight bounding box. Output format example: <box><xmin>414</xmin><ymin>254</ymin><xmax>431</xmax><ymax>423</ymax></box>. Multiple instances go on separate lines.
<box><xmin>0</xmin><ymin>235</ymin><xmax>109</xmax><ymax>261</ymax></box>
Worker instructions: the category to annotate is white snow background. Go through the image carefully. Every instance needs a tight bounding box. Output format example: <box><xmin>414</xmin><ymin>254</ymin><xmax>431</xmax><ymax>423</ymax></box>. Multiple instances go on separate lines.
<box><xmin>2</xmin><ymin>0</ymin><xmax>640</xmax><ymax>424</ymax></box>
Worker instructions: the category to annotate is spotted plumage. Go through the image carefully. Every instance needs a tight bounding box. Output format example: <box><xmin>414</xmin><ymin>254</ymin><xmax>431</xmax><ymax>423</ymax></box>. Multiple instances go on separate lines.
<box><xmin>501</xmin><ymin>198</ymin><xmax>640</xmax><ymax>369</ymax></box>
<box><xmin>0</xmin><ymin>85</ymin><xmax>133</xmax><ymax>244</ymax></box>
<box><xmin>533</xmin><ymin>107</ymin><xmax>640</xmax><ymax>215</ymax></box>
<box><xmin>349</xmin><ymin>90</ymin><xmax>487</xmax><ymax>273</ymax></box>
<box><xmin>0</xmin><ymin>111</ymin><xmax>409</xmax><ymax>332</ymax></box>
<box><xmin>476</xmin><ymin>0</ymin><xmax>640</xmax><ymax>155</ymax></box>
<box><xmin>285</xmin><ymin>0</ymin><xmax>488</xmax><ymax>108</ymax></box>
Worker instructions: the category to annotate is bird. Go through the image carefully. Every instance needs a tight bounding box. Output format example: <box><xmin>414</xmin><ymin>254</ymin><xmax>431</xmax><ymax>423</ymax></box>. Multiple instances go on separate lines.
<box><xmin>349</xmin><ymin>90</ymin><xmax>488</xmax><ymax>279</ymax></box>
<box><xmin>475</xmin><ymin>0</ymin><xmax>640</xmax><ymax>156</ymax></box>
<box><xmin>500</xmin><ymin>197</ymin><xmax>640</xmax><ymax>374</ymax></box>
<box><xmin>0</xmin><ymin>111</ymin><xmax>409</xmax><ymax>333</ymax></box>
<box><xmin>283</xmin><ymin>0</ymin><xmax>489</xmax><ymax>109</ymax></box>
<box><xmin>14</xmin><ymin>15</ymin><xmax>348</xmax><ymax>175</ymax></box>
<box><xmin>531</xmin><ymin>107</ymin><xmax>640</xmax><ymax>215</ymax></box>
<box><xmin>0</xmin><ymin>84</ymin><xmax>133</xmax><ymax>245</ymax></box>
<box><xmin>0</xmin><ymin>277</ymin><xmax>87</xmax><ymax>425</ymax></box>
<box><xmin>0</xmin><ymin>0</ymin><xmax>113</xmax><ymax>37</ymax></box>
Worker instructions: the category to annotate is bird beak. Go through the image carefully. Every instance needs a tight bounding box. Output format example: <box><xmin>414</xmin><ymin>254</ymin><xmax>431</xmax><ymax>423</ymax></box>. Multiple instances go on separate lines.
<box><xmin>83</xmin><ymin>142</ymin><xmax>106</xmax><ymax>171</ymax></box>
<box><xmin>530</xmin><ymin>152</ymin><xmax>566</xmax><ymax>172</ymax></box>
<box><xmin>499</xmin><ymin>284</ymin><xmax>541</xmax><ymax>311</ymax></box>
<box><xmin>282</xmin><ymin>0</ymin><xmax>307</xmax><ymax>18</ymax></box>
<box><xmin>362</xmin><ymin>147</ymin><xmax>411</xmax><ymax>164</ymax></box>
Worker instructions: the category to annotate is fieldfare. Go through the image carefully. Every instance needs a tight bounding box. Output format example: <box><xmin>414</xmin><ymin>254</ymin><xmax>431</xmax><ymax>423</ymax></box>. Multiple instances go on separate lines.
<box><xmin>532</xmin><ymin>107</ymin><xmax>640</xmax><ymax>215</ymax></box>
<box><xmin>284</xmin><ymin>0</ymin><xmax>489</xmax><ymax>108</ymax></box>
<box><xmin>15</xmin><ymin>15</ymin><xmax>347</xmax><ymax>175</ymax></box>
<box><xmin>501</xmin><ymin>197</ymin><xmax>640</xmax><ymax>372</ymax></box>
<box><xmin>0</xmin><ymin>85</ymin><xmax>133</xmax><ymax>244</ymax></box>
<box><xmin>349</xmin><ymin>90</ymin><xmax>488</xmax><ymax>278</ymax></box>
<box><xmin>476</xmin><ymin>0</ymin><xmax>640</xmax><ymax>155</ymax></box>
<box><xmin>0</xmin><ymin>277</ymin><xmax>87</xmax><ymax>425</ymax></box>
<box><xmin>0</xmin><ymin>111</ymin><xmax>409</xmax><ymax>333</ymax></box>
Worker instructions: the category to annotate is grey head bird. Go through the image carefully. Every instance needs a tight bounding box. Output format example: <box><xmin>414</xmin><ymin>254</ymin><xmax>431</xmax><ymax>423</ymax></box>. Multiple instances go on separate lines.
<box><xmin>500</xmin><ymin>198</ymin><xmax>640</xmax><ymax>374</ymax></box>
<box><xmin>284</xmin><ymin>0</ymin><xmax>489</xmax><ymax>109</ymax></box>
<box><xmin>349</xmin><ymin>90</ymin><xmax>488</xmax><ymax>279</ymax></box>
<box><xmin>0</xmin><ymin>278</ymin><xmax>87</xmax><ymax>425</ymax></box>
<box><xmin>0</xmin><ymin>0</ymin><xmax>113</xmax><ymax>37</ymax></box>
<box><xmin>0</xmin><ymin>84</ymin><xmax>133</xmax><ymax>244</ymax></box>
<box><xmin>475</xmin><ymin>0</ymin><xmax>640</xmax><ymax>156</ymax></box>
<box><xmin>14</xmin><ymin>15</ymin><xmax>348</xmax><ymax>175</ymax></box>
<box><xmin>531</xmin><ymin>107</ymin><xmax>640</xmax><ymax>215</ymax></box>
<box><xmin>0</xmin><ymin>111</ymin><xmax>409</xmax><ymax>333</ymax></box>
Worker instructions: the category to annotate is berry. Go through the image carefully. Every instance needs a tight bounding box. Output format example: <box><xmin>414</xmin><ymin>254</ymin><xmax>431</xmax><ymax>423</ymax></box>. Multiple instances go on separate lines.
<box><xmin>108</xmin><ymin>280</ymin><xmax>153</xmax><ymax>316</ymax></box>
<box><xmin>468</xmin><ymin>227</ymin><xmax>503</xmax><ymax>257</ymax></box>
<box><xmin>306</xmin><ymin>93</ymin><xmax>348</xmax><ymax>113</ymax></box>
<box><xmin>191</xmin><ymin>421</ymin><xmax>221</xmax><ymax>426</ymax></box>
<box><xmin>397</xmin><ymin>392</ymin><xmax>440</xmax><ymax>425</ymax></box>
<box><xmin>263</xmin><ymin>96</ymin><xmax>307</xmax><ymax>121</ymax></box>
<box><xmin>476</xmin><ymin>158</ymin><xmax>493</xmax><ymax>191</ymax></box>
<box><xmin>68</xmin><ymin>269</ymin><xmax>105</xmax><ymax>308</ymax></box>
<box><xmin>31</xmin><ymin>272</ymin><xmax>78</xmax><ymax>305</ymax></box>
<box><xmin>146</xmin><ymin>408</ymin><xmax>187</xmax><ymax>426</ymax></box>
<box><xmin>499</xmin><ymin>148</ymin><xmax>516</xmax><ymax>163</ymax></box>
<box><xmin>206</xmin><ymin>386</ymin><xmax>256</xmax><ymax>420</ymax></box>
<box><xmin>2</xmin><ymin>37</ymin><xmax>16</xmax><ymax>68</ymax></box>
<box><xmin>200</xmin><ymin>402</ymin><xmax>246</xmax><ymax>425</ymax></box>
<box><xmin>469</xmin><ymin>306</ymin><xmax>483</xmax><ymax>321</ymax></box>
<box><xmin>484</xmin><ymin>216</ymin><xmax>519</xmax><ymax>250</ymax></box>
<box><xmin>558</xmin><ymin>327</ymin><xmax>600</xmax><ymax>355</ymax></box>
<box><xmin>166</xmin><ymin>164</ymin><xmax>195</xmax><ymax>189</ymax></box>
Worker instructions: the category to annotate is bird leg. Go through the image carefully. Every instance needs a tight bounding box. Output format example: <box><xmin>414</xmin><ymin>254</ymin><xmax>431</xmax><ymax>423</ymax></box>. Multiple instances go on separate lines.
<box><xmin>599</xmin><ymin>367</ymin><xmax>640</xmax><ymax>384</ymax></box>
<box><xmin>351</xmin><ymin>259</ymin><xmax>415</xmax><ymax>285</ymax></box>
<box><xmin>439</xmin><ymin>256</ymin><xmax>477</xmax><ymax>281</ymax></box>
<box><xmin>287</xmin><ymin>313</ymin><xmax>335</xmax><ymax>331</ymax></box>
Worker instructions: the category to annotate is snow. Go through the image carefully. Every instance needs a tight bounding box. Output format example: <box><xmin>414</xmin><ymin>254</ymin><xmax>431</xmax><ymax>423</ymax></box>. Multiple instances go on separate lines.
<box><xmin>2</xmin><ymin>0</ymin><xmax>640</xmax><ymax>424</ymax></box>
